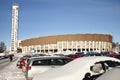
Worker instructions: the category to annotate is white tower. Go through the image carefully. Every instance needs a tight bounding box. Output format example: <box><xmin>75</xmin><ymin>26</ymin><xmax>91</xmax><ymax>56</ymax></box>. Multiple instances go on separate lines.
<box><xmin>11</xmin><ymin>4</ymin><xmax>19</xmax><ymax>52</ymax></box>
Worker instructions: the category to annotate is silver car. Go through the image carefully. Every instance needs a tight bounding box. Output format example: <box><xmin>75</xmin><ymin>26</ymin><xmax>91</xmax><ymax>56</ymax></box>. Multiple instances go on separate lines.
<box><xmin>25</xmin><ymin>56</ymin><xmax>72</xmax><ymax>80</ymax></box>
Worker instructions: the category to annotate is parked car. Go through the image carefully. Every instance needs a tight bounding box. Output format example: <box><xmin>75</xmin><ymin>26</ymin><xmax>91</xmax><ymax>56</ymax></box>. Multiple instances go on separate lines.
<box><xmin>76</xmin><ymin>52</ymin><xmax>85</xmax><ymax>56</ymax></box>
<box><xmin>66</xmin><ymin>54</ymin><xmax>84</xmax><ymax>60</ymax></box>
<box><xmin>85</xmin><ymin>52</ymin><xmax>105</xmax><ymax>56</ymax></box>
<box><xmin>96</xmin><ymin>67</ymin><xmax>120</xmax><ymax>80</ymax></box>
<box><xmin>31</xmin><ymin>53</ymin><xmax>47</xmax><ymax>57</ymax></box>
<box><xmin>16</xmin><ymin>55</ymin><xmax>31</xmax><ymax>69</ymax></box>
<box><xmin>107</xmin><ymin>53</ymin><xmax>120</xmax><ymax>59</ymax></box>
<box><xmin>17</xmin><ymin>53</ymin><xmax>46</xmax><ymax>69</ymax></box>
<box><xmin>33</xmin><ymin>56</ymin><xmax>120</xmax><ymax>80</ymax></box>
<box><xmin>22</xmin><ymin>53</ymin><xmax>48</xmax><ymax>72</ymax></box>
<box><xmin>53</xmin><ymin>54</ymin><xmax>65</xmax><ymax>57</ymax></box>
<box><xmin>25</xmin><ymin>56</ymin><xmax>72</xmax><ymax>80</ymax></box>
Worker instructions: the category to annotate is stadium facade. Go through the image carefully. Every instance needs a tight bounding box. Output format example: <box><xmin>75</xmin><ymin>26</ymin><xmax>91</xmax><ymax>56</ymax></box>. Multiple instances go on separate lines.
<box><xmin>20</xmin><ymin>34</ymin><xmax>112</xmax><ymax>53</ymax></box>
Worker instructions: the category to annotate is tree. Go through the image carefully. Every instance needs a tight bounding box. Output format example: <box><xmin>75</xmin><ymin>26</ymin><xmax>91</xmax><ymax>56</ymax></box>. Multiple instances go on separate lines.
<box><xmin>112</xmin><ymin>42</ymin><xmax>116</xmax><ymax>48</ymax></box>
<box><xmin>112</xmin><ymin>42</ymin><xmax>120</xmax><ymax>48</ymax></box>
<box><xmin>0</xmin><ymin>41</ymin><xmax>6</xmax><ymax>53</ymax></box>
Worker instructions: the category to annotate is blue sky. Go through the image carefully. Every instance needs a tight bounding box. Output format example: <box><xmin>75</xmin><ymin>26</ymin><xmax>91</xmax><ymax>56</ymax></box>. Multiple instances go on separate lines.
<box><xmin>0</xmin><ymin>0</ymin><xmax>120</xmax><ymax>50</ymax></box>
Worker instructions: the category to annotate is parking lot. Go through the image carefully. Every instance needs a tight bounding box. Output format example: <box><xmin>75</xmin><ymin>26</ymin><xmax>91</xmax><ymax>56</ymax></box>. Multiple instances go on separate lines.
<box><xmin>0</xmin><ymin>52</ymin><xmax>120</xmax><ymax>80</ymax></box>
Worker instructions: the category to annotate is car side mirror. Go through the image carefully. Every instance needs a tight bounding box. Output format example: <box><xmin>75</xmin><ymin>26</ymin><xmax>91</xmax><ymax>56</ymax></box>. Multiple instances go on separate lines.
<box><xmin>90</xmin><ymin>63</ymin><xmax>103</xmax><ymax>73</ymax></box>
<box><xmin>83</xmin><ymin>72</ymin><xmax>91</xmax><ymax>80</ymax></box>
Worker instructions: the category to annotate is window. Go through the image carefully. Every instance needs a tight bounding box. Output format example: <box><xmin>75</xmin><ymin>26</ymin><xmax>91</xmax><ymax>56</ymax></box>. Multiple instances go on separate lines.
<box><xmin>105</xmin><ymin>60</ymin><xmax>120</xmax><ymax>67</ymax></box>
<box><xmin>63</xmin><ymin>58</ymin><xmax>72</xmax><ymax>64</ymax></box>
<box><xmin>32</xmin><ymin>59</ymin><xmax>50</xmax><ymax>66</ymax></box>
<box><xmin>51</xmin><ymin>59</ymin><xmax>65</xmax><ymax>65</ymax></box>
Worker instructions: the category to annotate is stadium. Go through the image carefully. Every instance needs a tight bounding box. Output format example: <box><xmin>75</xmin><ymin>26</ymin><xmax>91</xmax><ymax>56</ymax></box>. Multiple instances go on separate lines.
<box><xmin>20</xmin><ymin>34</ymin><xmax>112</xmax><ymax>53</ymax></box>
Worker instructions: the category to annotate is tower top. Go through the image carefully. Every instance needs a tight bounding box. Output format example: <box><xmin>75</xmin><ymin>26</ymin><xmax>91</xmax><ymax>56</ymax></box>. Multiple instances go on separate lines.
<box><xmin>13</xmin><ymin>3</ymin><xmax>19</xmax><ymax>6</ymax></box>
<box><xmin>12</xmin><ymin>3</ymin><xmax>19</xmax><ymax>9</ymax></box>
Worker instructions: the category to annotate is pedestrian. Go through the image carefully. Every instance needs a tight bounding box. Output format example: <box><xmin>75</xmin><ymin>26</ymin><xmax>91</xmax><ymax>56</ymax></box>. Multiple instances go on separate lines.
<box><xmin>9</xmin><ymin>55</ymin><xmax>13</xmax><ymax>61</ymax></box>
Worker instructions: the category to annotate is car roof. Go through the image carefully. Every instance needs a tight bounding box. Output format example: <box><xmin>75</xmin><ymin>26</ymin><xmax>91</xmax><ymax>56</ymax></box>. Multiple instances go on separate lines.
<box><xmin>29</xmin><ymin>56</ymin><xmax>70</xmax><ymax>61</ymax></box>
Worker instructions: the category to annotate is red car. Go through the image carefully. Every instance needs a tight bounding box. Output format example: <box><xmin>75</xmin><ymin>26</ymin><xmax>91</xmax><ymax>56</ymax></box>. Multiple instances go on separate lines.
<box><xmin>107</xmin><ymin>54</ymin><xmax>120</xmax><ymax>59</ymax></box>
<box><xmin>17</xmin><ymin>55</ymin><xmax>30</xmax><ymax>69</ymax></box>
<box><xmin>66</xmin><ymin>54</ymin><xmax>84</xmax><ymax>60</ymax></box>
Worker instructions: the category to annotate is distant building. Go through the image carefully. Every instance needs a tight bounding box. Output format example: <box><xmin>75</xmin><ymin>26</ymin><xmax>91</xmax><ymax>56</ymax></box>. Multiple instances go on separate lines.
<box><xmin>20</xmin><ymin>34</ymin><xmax>112</xmax><ymax>53</ymax></box>
<box><xmin>11</xmin><ymin>4</ymin><xmax>19</xmax><ymax>52</ymax></box>
<box><xmin>113</xmin><ymin>44</ymin><xmax>120</xmax><ymax>53</ymax></box>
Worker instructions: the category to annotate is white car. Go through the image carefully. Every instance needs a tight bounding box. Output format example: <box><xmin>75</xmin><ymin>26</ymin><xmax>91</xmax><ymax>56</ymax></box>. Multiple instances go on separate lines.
<box><xmin>96</xmin><ymin>67</ymin><xmax>120</xmax><ymax>80</ymax></box>
<box><xmin>25</xmin><ymin>56</ymin><xmax>72</xmax><ymax>80</ymax></box>
<box><xmin>33</xmin><ymin>56</ymin><xmax>120</xmax><ymax>80</ymax></box>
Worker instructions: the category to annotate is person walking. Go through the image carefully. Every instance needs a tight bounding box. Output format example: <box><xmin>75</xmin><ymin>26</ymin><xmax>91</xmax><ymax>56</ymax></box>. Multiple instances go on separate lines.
<box><xmin>9</xmin><ymin>55</ymin><xmax>13</xmax><ymax>61</ymax></box>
